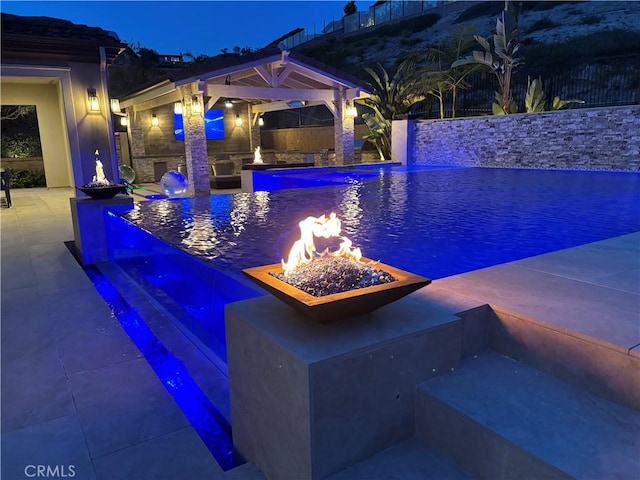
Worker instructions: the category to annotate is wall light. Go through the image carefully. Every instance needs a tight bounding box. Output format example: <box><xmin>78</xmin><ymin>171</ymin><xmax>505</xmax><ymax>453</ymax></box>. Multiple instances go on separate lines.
<box><xmin>110</xmin><ymin>98</ymin><xmax>121</xmax><ymax>113</ymax></box>
<box><xmin>87</xmin><ymin>88</ymin><xmax>100</xmax><ymax>112</ymax></box>
<box><xmin>258</xmin><ymin>116</ymin><xmax>264</xmax><ymax>127</ymax></box>
<box><xmin>120</xmin><ymin>116</ymin><xmax>128</xmax><ymax>126</ymax></box>
<box><xmin>174</xmin><ymin>101</ymin><xmax>183</xmax><ymax>115</ymax></box>
<box><xmin>235</xmin><ymin>114</ymin><xmax>243</xmax><ymax>126</ymax></box>
<box><xmin>191</xmin><ymin>95</ymin><xmax>202</xmax><ymax>114</ymax></box>
<box><xmin>151</xmin><ymin>113</ymin><xmax>159</xmax><ymax>126</ymax></box>
<box><xmin>346</xmin><ymin>105</ymin><xmax>358</xmax><ymax>117</ymax></box>
<box><xmin>225</xmin><ymin>99</ymin><xmax>233</xmax><ymax>109</ymax></box>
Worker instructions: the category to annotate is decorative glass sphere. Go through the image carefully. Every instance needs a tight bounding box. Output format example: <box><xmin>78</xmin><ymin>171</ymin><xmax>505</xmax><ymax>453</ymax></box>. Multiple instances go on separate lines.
<box><xmin>160</xmin><ymin>170</ymin><xmax>188</xmax><ymax>196</ymax></box>
<box><xmin>118</xmin><ymin>165</ymin><xmax>136</xmax><ymax>184</ymax></box>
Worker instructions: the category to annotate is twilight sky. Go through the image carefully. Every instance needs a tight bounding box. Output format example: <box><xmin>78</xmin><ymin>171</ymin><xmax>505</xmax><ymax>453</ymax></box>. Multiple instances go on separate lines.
<box><xmin>2</xmin><ymin>0</ymin><xmax>377</xmax><ymax>57</ymax></box>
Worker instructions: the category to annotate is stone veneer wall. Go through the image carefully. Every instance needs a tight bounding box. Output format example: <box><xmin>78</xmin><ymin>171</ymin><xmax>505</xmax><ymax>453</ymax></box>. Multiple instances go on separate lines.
<box><xmin>411</xmin><ymin>105</ymin><xmax>640</xmax><ymax>171</ymax></box>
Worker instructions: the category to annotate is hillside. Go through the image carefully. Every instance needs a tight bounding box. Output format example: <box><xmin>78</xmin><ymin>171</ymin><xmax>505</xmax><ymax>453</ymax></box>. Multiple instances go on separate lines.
<box><xmin>296</xmin><ymin>0</ymin><xmax>640</xmax><ymax>80</ymax></box>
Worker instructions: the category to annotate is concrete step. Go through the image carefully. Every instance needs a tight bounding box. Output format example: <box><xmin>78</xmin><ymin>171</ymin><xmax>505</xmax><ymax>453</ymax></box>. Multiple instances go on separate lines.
<box><xmin>326</xmin><ymin>438</ymin><xmax>472</xmax><ymax>480</ymax></box>
<box><xmin>416</xmin><ymin>350</ymin><xmax>640</xmax><ymax>480</ymax></box>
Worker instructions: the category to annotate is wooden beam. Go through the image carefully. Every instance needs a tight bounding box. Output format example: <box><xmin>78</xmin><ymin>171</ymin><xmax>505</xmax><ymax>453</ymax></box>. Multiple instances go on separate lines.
<box><xmin>131</xmin><ymin>90</ymin><xmax>182</xmax><ymax>112</ymax></box>
<box><xmin>254</xmin><ymin>65</ymin><xmax>272</xmax><ymax>86</ymax></box>
<box><xmin>120</xmin><ymin>80</ymin><xmax>174</xmax><ymax>108</ymax></box>
<box><xmin>203</xmin><ymin>84</ymin><xmax>335</xmax><ymax>102</ymax></box>
<box><xmin>275</xmin><ymin>64</ymin><xmax>294</xmax><ymax>87</ymax></box>
<box><xmin>251</xmin><ymin>100</ymin><xmax>324</xmax><ymax>114</ymax></box>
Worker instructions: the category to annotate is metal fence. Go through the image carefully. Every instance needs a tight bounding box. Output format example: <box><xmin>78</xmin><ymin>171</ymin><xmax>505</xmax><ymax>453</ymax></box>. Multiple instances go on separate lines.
<box><xmin>410</xmin><ymin>57</ymin><xmax>640</xmax><ymax>118</ymax></box>
<box><xmin>281</xmin><ymin>0</ymin><xmax>445</xmax><ymax>50</ymax></box>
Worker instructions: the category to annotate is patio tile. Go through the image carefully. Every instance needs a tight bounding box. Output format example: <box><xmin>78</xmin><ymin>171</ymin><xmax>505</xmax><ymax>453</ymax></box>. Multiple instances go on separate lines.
<box><xmin>69</xmin><ymin>357</ymin><xmax>190</xmax><ymax>458</ymax></box>
<box><xmin>57</xmin><ymin>319</ymin><xmax>141</xmax><ymax>374</ymax></box>
<box><xmin>592</xmin><ymin>267</ymin><xmax>640</xmax><ymax>295</ymax></box>
<box><xmin>1</xmin><ymin>282</ymin><xmax>47</xmax><ymax>317</ymax></box>
<box><xmin>1</xmin><ymin>289</ymin><xmax>54</xmax><ymax>362</ymax></box>
<box><xmin>435</xmin><ymin>263</ymin><xmax>640</xmax><ymax>350</ymax></box>
<box><xmin>93</xmin><ymin>427</ymin><xmax>222</xmax><ymax>480</ymax></box>
<box><xmin>29</xmin><ymin>242</ymin><xmax>81</xmax><ymax>274</ymax></box>
<box><xmin>23</xmin><ymin>225</ymin><xmax>74</xmax><ymax>245</ymax></box>
<box><xmin>511</xmin><ymin>240</ymin><xmax>640</xmax><ymax>285</ymax></box>
<box><xmin>1</xmin><ymin>250</ymin><xmax>37</xmax><ymax>291</ymax></box>
<box><xmin>35</xmin><ymin>268</ymin><xmax>96</xmax><ymax>295</ymax></box>
<box><xmin>1</xmin><ymin>415</ymin><xmax>96</xmax><ymax>480</ymax></box>
<box><xmin>0</xmin><ymin>342</ymin><xmax>75</xmax><ymax>433</ymax></box>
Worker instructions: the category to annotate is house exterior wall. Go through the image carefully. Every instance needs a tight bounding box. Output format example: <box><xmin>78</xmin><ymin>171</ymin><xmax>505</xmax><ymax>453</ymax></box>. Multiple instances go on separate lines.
<box><xmin>1</xmin><ymin>81</ymin><xmax>72</xmax><ymax>187</ymax></box>
<box><xmin>407</xmin><ymin>105</ymin><xmax>640</xmax><ymax>171</ymax></box>
<box><xmin>1</xmin><ymin>61</ymin><xmax>119</xmax><ymax>188</ymax></box>
<box><xmin>68</xmin><ymin>61</ymin><xmax>119</xmax><ymax>185</ymax></box>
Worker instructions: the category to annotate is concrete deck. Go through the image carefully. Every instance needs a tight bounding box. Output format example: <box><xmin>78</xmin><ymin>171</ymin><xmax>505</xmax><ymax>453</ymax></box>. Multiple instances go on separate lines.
<box><xmin>1</xmin><ymin>187</ymin><xmax>638</xmax><ymax>479</ymax></box>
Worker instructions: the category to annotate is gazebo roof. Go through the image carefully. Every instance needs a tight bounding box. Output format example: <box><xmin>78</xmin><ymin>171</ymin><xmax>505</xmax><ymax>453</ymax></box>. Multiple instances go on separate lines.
<box><xmin>119</xmin><ymin>48</ymin><xmax>370</xmax><ymax>115</ymax></box>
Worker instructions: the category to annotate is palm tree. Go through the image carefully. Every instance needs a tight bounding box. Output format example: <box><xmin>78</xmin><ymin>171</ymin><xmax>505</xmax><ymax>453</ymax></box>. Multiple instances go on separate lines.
<box><xmin>452</xmin><ymin>1</ymin><xmax>523</xmax><ymax>114</ymax></box>
<box><xmin>407</xmin><ymin>25</ymin><xmax>480</xmax><ymax>118</ymax></box>
<box><xmin>405</xmin><ymin>24</ymin><xmax>479</xmax><ymax>119</ymax></box>
<box><xmin>362</xmin><ymin>60</ymin><xmax>422</xmax><ymax>160</ymax></box>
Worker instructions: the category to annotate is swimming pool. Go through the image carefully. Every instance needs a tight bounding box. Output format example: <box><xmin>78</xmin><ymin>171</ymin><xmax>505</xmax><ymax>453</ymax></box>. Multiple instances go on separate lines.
<box><xmin>106</xmin><ymin>166</ymin><xmax>640</xmax><ymax>362</ymax></box>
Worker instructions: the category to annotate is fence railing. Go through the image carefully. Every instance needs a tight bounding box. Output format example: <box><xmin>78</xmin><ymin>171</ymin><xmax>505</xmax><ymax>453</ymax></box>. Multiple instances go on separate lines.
<box><xmin>281</xmin><ymin>0</ymin><xmax>444</xmax><ymax>50</ymax></box>
<box><xmin>410</xmin><ymin>57</ymin><xmax>640</xmax><ymax>119</ymax></box>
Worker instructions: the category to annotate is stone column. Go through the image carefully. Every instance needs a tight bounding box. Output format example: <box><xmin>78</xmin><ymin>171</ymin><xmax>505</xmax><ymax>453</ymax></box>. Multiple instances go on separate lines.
<box><xmin>333</xmin><ymin>92</ymin><xmax>355</xmax><ymax>166</ymax></box>
<box><xmin>127</xmin><ymin>107</ymin><xmax>145</xmax><ymax>157</ymax></box>
<box><xmin>181</xmin><ymin>84</ymin><xmax>210</xmax><ymax>196</ymax></box>
<box><xmin>249</xmin><ymin>105</ymin><xmax>261</xmax><ymax>152</ymax></box>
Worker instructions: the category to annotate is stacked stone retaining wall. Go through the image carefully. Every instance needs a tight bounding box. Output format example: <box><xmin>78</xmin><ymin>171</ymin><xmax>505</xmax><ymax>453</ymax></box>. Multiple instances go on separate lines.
<box><xmin>411</xmin><ymin>105</ymin><xmax>640</xmax><ymax>171</ymax></box>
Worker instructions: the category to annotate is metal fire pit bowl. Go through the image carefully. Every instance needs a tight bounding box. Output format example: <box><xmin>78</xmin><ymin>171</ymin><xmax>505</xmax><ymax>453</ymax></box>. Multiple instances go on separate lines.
<box><xmin>242</xmin><ymin>258</ymin><xmax>431</xmax><ymax>323</ymax></box>
<box><xmin>76</xmin><ymin>185</ymin><xmax>126</xmax><ymax>199</ymax></box>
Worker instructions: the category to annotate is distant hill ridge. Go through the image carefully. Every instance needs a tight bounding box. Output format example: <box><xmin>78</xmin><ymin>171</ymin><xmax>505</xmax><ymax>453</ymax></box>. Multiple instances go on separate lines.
<box><xmin>294</xmin><ymin>0</ymin><xmax>640</xmax><ymax>79</ymax></box>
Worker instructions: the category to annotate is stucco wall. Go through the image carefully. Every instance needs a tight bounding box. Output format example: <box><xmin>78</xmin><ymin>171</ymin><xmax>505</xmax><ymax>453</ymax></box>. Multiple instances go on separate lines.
<box><xmin>410</xmin><ymin>105</ymin><xmax>640</xmax><ymax>171</ymax></box>
<box><xmin>1</xmin><ymin>81</ymin><xmax>72</xmax><ymax>187</ymax></box>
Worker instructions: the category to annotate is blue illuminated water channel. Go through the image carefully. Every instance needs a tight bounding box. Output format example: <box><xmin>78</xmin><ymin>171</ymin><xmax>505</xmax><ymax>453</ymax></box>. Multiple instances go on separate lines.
<box><xmin>97</xmin><ymin>165</ymin><xmax>638</xmax><ymax>467</ymax></box>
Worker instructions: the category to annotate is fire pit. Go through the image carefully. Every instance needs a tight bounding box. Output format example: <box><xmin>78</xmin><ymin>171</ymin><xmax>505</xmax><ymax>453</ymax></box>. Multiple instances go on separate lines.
<box><xmin>76</xmin><ymin>150</ymin><xmax>126</xmax><ymax>199</ymax></box>
<box><xmin>243</xmin><ymin>213</ymin><xmax>430</xmax><ymax>322</ymax></box>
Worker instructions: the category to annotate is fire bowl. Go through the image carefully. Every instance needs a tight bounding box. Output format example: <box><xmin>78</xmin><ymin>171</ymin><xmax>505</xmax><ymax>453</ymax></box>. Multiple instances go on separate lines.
<box><xmin>76</xmin><ymin>185</ymin><xmax>126</xmax><ymax>199</ymax></box>
<box><xmin>242</xmin><ymin>258</ymin><xmax>430</xmax><ymax>323</ymax></box>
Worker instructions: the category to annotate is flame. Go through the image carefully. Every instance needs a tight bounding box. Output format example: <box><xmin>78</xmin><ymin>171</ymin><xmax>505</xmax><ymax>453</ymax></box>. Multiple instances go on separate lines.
<box><xmin>281</xmin><ymin>212</ymin><xmax>362</xmax><ymax>277</ymax></box>
<box><xmin>92</xmin><ymin>150</ymin><xmax>111</xmax><ymax>186</ymax></box>
<box><xmin>253</xmin><ymin>146</ymin><xmax>263</xmax><ymax>164</ymax></box>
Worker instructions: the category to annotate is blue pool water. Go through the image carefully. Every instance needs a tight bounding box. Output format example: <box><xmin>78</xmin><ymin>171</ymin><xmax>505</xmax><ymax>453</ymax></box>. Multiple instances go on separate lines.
<box><xmin>106</xmin><ymin>166</ymin><xmax>640</xmax><ymax>361</ymax></box>
<box><xmin>117</xmin><ymin>166</ymin><xmax>639</xmax><ymax>276</ymax></box>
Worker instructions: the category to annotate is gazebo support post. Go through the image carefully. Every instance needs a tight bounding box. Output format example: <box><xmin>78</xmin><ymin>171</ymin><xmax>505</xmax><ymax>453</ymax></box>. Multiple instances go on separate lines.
<box><xmin>333</xmin><ymin>89</ymin><xmax>355</xmax><ymax>165</ymax></box>
<box><xmin>181</xmin><ymin>83</ymin><xmax>210</xmax><ymax>196</ymax></box>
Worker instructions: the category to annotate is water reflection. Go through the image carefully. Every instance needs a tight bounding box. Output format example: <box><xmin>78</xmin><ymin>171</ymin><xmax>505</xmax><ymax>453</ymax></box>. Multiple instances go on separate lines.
<box><xmin>339</xmin><ymin>182</ymin><xmax>362</xmax><ymax>237</ymax></box>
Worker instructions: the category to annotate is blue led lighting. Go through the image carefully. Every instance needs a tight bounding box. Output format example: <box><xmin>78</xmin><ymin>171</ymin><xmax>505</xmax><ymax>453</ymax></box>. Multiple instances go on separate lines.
<box><xmin>83</xmin><ymin>266</ymin><xmax>244</xmax><ymax>471</ymax></box>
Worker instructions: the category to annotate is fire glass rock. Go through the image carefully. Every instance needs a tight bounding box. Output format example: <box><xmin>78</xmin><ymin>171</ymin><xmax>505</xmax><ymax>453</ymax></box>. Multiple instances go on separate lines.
<box><xmin>271</xmin><ymin>255</ymin><xmax>396</xmax><ymax>297</ymax></box>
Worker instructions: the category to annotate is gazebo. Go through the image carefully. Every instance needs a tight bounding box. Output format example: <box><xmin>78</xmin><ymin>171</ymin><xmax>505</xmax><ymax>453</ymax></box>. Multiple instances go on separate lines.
<box><xmin>118</xmin><ymin>48</ymin><xmax>370</xmax><ymax>195</ymax></box>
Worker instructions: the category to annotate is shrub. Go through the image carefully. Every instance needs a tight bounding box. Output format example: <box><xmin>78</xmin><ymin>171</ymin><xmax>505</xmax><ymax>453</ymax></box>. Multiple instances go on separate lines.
<box><xmin>526</xmin><ymin>17</ymin><xmax>560</xmax><ymax>34</ymax></box>
<box><xmin>581</xmin><ymin>15</ymin><xmax>601</xmax><ymax>25</ymax></box>
<box><xmin>524</xmin><ymin>1</ymin><xmax>580</xmax><ymax>12</ymax></box>
<box><xmin>455</xmin><ymin>1</ymin><xmax>503</xmax><ymax>23</ymax></box>
<box><xmin>523</xmin><ymin>29</ymin><xmax>640</xmax><ymax>72</ymax></box>
<box><xmin>1</xmin><ymin>133</ymin><xmax>42</xmax><ymax>158</ymax></box>
<box><xmin>8</xmin><ymin>168</ymin><xmax>46</xmax><ymax>188</ymax></box>
<box><xmin>399</xmin><ymin>37</ymin><xmax>422</xmax><ymax>48</ymax></box>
